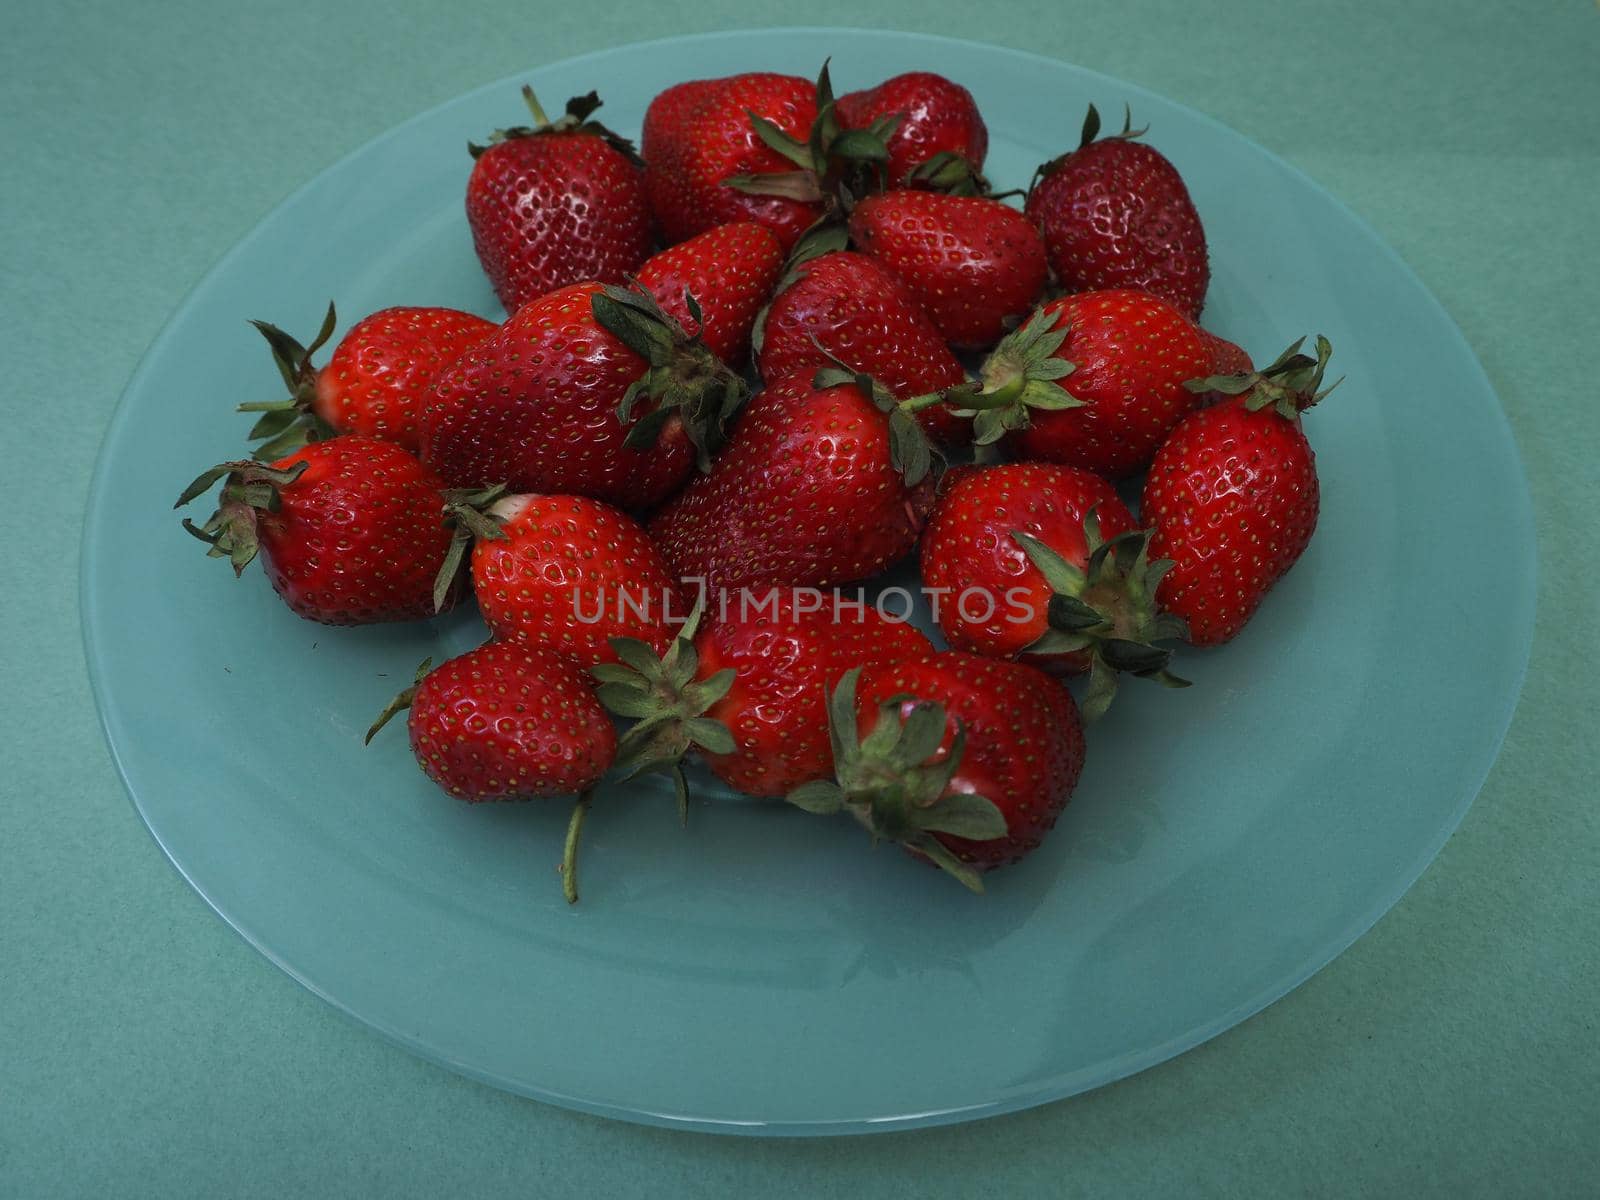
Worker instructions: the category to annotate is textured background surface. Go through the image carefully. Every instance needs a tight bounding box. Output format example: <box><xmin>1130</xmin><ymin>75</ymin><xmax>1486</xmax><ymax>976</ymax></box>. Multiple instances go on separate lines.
<box><xmin>3</xmin><ymin>1</ymin><xmax>1597</xmax><ymax>1195</ymax></box>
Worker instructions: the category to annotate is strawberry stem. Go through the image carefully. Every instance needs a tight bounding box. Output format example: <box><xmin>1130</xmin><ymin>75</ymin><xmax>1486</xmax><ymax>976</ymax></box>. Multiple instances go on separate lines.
<box><xmin>562</xmin><ymin>790</ymin><xmax>592</xmax><ymax>904</ymax></box>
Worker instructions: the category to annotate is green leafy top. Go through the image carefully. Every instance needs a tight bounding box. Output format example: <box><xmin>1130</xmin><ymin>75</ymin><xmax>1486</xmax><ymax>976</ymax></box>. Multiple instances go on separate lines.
<box><xmin>469</xmin><ymin>87</ymin><xmax>642</xmax><ymax>166</ymax></box>
<box><xmin>235</xmin><ymin>302</ymin><xmax>339</xmax><ymax>461</ymax></box>
<box><xmin>1184</xmin><ymin>335</ymin><xmax>1340</xmax><ymax>418</ymax></box>
<box><xmin>1010</xmin><ymin>510</ymin><xmax>1190</xmax><ymax>721</ymax></box>
<box><xmin>590</xmin><ymin>600</ymin><xmax>736</xmax><ymax>824</ymax></box>
<box><xmin>173</xmin><ymin>458</ymin><xmax>310</xmax><ymax>573</ymax></box>
<box><xmin>786</xmin><ymin>668</ymin><xmax>1008</xmax><ymax>894</ymax></box>
<box><xmin>942</xmin><ymin>305</ymin><xmax>1082</xmax><ymax>445</ymax></box>
<box><xmin>430</xmin><ymin>483</ymin><xmax>510</xmax><ymax>614</ymax></box>
<box><xmin>589</xmin><ymin>283</ymin><xmax>749</xmax><ymax>472</ymax></box>
<box><xmin>808</xmin><ymin>358</ymin><xmax>941</xmax><ymax>489</ymax></box>
<box><xmin>724</xmin><ymin>60</ymin><xmax>897</xmax><ymax>210</ymax></box>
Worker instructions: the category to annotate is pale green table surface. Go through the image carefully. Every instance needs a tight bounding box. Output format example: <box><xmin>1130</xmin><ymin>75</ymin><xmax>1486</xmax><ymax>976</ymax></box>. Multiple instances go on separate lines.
<box><xmin>4</xmin><ymin>0</ymin><xmax>1597</xmax><ymax>1194</ymax></box>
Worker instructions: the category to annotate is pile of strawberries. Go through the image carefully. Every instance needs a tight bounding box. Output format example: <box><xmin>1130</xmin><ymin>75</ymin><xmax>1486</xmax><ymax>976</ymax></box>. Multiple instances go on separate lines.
<box><xmin>177</xmin><ymin>65</ymin><xmax>1337</xmax><ymax>902</ymax></box>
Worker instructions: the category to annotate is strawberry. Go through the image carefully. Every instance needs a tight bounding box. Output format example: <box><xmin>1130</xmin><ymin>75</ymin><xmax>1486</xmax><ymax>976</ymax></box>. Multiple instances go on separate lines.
<box><xmin>635</xmin><ymin>221</ymin><xmax>785</xmax><ymax>365</ymax></box>
<box><xmin>466</xmin><ymin>88</ymin><xmax>651</xmax><ymax>314</ymax></box>
<box><xmin>641</xmin><ymin>66</ymin><xmax>895</xmax><ymax>253</ymax></box>
<box><xmin>593</xmin><ymin>594</ymin><xmax>933</xmax><ymax>801</ymax></box>
<box><xmin>957</xmin><ymin>288</ymin><xmax>1212</xmax><ymax>477</ymax></box>
<box><xmin>787</xmin><ymin>653</ymin><xmax>1085</xmax><ymax>891</ymax></box>
<box><xmin>1143</xmin><ymin>337</ymin><xmax>1338</xmax><ymax>645</ymax></box>
<box><xmin>754</xmin><ymin>250</ymin><xmax>969</xmax><ymax>442</ymax></box>
<box><xmin>468</xmin><ymin>492</ymin><xmax>679</xmax><ymax>668</ymax></box>
<box><xmin>848</xmin><ymin>191</ymin><xmax>1048</xmax><ymax>349</ymax></box>
<box><xmin>835</xmin><ymin>72</ymin><xmax>989</xmax><ymax>190</ymax></box>
<box><xmin>647</xmin><ymin>369</ymin><xmax>937</xmax><ymax>595</ymax></box>
<box><xmin>240</xmin><ymin>304</ymin><xmax>497</xmax><ymax>459</ymax></box>
<box><xmin>175</xmin><ymin>435</ymin><xmax>459</xmax><ymax>625</ymax></box>
<box><xmin>919</xmin><ymin>462</ymin><xmax>1188</xmax><ymax>717</ymax></box>
<box><xmin>1025</xmin><ymin>104</ymin><xmax>1209</xmax><ymax>319</ymax></box>
<box><xmin>365</xmin><ymin>640</ymin><xmax>617</xmax><ymax>902</ymax></box>
<box><xmin>420</xmin><ymin>281</ymin><xmax>746</xmax><ymax>510</ymax></box>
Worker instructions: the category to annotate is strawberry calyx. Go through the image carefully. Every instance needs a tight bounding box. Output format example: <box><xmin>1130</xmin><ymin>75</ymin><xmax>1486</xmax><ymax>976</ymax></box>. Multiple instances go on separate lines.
<box><xmin>785</xmin><ymin>667</ymin><xmax>1008</xmax><ymax>893</ymax></box>
<box><xmin>1184</xmin><ymin>334</ymin><xmax>1339</xmax><ymax>419</ymax></box>
<box><xmin>589</xmin><ymin>283</ymin><xmax>749</xmax><ymax>471</ymax></box>
<box><xmin>809</xmin><ymin>356</ymin><xmax>942</xmax><ymax>488</ymax></box>
<box><xmin>947</xmin><ymin>306</ymin><xmax>1083</xmax><ymax>444</ymax></box>
<box><xmin>590</xmin><ymin>600</ymin><xmax>736</xmax><ymax>824</ymax></box>
<box><xmin>363</xmin><ymin>656</ymin><xmax>433</xmax><ymax>744</ymax></box>
<box><xmin>430</xmin><ymin>482</ymin><xmax>511</xmax><ymax>613</ymax></box>
<box><xmin>728</xmin><ymin>61</ymin><xmax>945</xmax><ymax>264</ymax></box>
<box><xmin>469</xmin><ymin>86</ymin><xmax>642</xmax><ymax>166</ymax></box>
<box><xmin>173</xmin><ymin>458</ymin><xmax>310</xmax><ymax>574</ymax></box>
<box><xmin>905</xmin><ymin>150</ymin><xmax>992</xmax><ymax>197</ymax></box>
<box><xmin>1010</xmin><ymin>512</ymin><xmax>1190</xmax><ymax>720</ymax></box>
<box><xmin>725</xmin><ymin>61</ymin><xmax>897</xmax><ymax>205</ymax></box>
<box><xmin>237</xmin><ymin>303</ymin><xmax>339</xmax><ymax>461</ymax></box>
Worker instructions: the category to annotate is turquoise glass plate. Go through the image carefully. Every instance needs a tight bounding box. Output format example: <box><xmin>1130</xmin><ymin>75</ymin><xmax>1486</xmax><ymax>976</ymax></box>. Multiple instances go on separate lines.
<box><xmin>81</xmin><ymin>29</ymin><xmax>1535</xmax><ymax>1135</ymax></box>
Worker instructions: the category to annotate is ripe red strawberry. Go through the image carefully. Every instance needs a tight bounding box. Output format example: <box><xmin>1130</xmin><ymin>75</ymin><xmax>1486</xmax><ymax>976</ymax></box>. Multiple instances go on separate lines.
<box><xmin>754</xmin><ymin>250</ymin><xmax>969</xmax><ymax>442</ymax></box>
<box><xmin>593</xmin><ymin>594</ymin><xmax>933</xmax><ymax>800</ymax></box>
<box><xmin>835</xmin><ymin>72</ymin><xmax>989</xmax><ymax>189</ymax></box>
<box><xmin>958</xmin><ymin>288</ymin><xmax>1212</xmax><ymax>477</ymax></box>
<box><xmin>642</xmin><ymin>67</ymin><xmax>897</xmax><ymax>253</ymax></box>
<box><xmin>420</xmin><ymin>281</ymin><xmax>746</xmax><ymax>510</ymax></box>
<box><xmin>787</xmin><ymin>653</ymin><xmax>1085</xmax><ymax>891</ymax></box>
<box><xmin>365</xmin><ymin>639</ymin><xmax>617</xmax><ymax>902</ymax></box>
<box><xmin>175</xmin><ymin>435</ymin><xmax>458</xmax><ymax>624</ymax></box>
<box><xmin>239</xmin><ymin>304</ymin><xmax>497</xmax><ymax>458</ymax></box>
<box><xmin>1026</xmin><ymin>104</ymin><xmax>1210</xmax><ymax>319</ymax></box>
<box><xmin>1143</xmin><ymin>337</ymin><xmax>1337</xmax><ymax>645</ymax></box>
<box><xmin>635</xmin><ymin>221</ymin><xmax>785</xmax><ymax>365</ymax></box>
<box><xmin>848</xmin><ymin>191</ymin><xmax>1048</xmax><ymax>349</ymax></box>
<box><xmin>469</xmin><ymin>492</ymin><xmax>679</xmax><ymax>668</ymax></box>
<box><xmin>919</xmin><ymin>462</ymin><xmax>1188</xmax><ymax>717</ymax></box>
<box><xmin>648</xmin><ymin>370</ymin><xmax>937</xmax><ymax>594</ymax></box>
<box><xmin>643</xmin><ymin>73</ymin><xmax>819</xmax><ymax>251</ymax></box>
<box><xmin>466</xmin><ymin>88</ymin><xmax>651</xmax><ymax>314</ymax></box>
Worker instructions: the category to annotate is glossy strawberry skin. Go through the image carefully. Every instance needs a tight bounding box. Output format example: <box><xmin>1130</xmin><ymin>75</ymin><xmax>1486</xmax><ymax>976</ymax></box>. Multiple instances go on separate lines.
<box><xmin>648</xmin><ymin>373</ymin><xmax>934</xmax><ymax>594</ymax></box>
<box><xmin>471</xmin><ymin>494</ymin><xmax>678</xmax><ymax>669</ymax></box>
<box><xmin>836</xmin><ymin>72</ymin><xmax>988</xmax><ymax>185</ymax></box>
<box><xmin>642</xmin><ymin>74</ymin><xmax>820</xmax><ymax>252</ymax></box>
<box><xmin>466</xmin><ymin>131</ymin><xmax>652</xmax><ymax>314</ymax></box>
<box><xmin>856</xmin><ymin>652</ymin><xmax>1084</xmax><ymax>870</ymax></box>
<box><xmin>695</xmin><ymin>598</ymin><xmax>933</xmax><ymax>796</ymax></box>
<box><xmin>849</xmin><ymin>191</ymin><xmax>1048</xmax><ymax>349</ymax></box>
<box><xmin>420</xmin><ymin>282</ymin><xmax>694</xmax><ymax>511</ymax></box>
<box><xmin>407</xmin><ymin>640</ymin><xmax>616</xmax><ymax>802</ymax></box>
<box><xmin>311</xmin><ymin>307</ymin><xmax>497</xmax><ymax>454</ymax></box>
<box><xmin>1142</xmin><ymin>397</ymin><xmax>1319</xmax><ymax>645</ymax></box>
<box><xmin>755</xmin><ymin>251</ymin><xmax>969</xmax><ymax>443</ymax></box>
<box><xmin>255</xmin><ymin>436</ymin><xmax>454</xmax><ymax>625</ymax></box>
<box><xmin>919</xmin><ymin>463</ymin><xmax>1136</xmax><ymax>664</ymax></box>
<box><xmin>636</xmin><ymin>221</ymin><xmax>785</xmax><ymax>366</ymax></box>
<box><xmin>1026</xmin><ymin>137</ymin><xmax>1209</xmax><ymax>319</ymax></box>
<box><xmin>1008</xmin><ymin>288</ymin><xmax>1212</xmax><ymax>477</ymax></box>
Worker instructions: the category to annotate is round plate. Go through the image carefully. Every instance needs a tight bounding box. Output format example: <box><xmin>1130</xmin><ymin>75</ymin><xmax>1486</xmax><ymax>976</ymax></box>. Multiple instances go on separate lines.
<box><xmin>82</xmin><ymin>29</ymin><xmax>1534</xmax><ymax>1135</ymax></box>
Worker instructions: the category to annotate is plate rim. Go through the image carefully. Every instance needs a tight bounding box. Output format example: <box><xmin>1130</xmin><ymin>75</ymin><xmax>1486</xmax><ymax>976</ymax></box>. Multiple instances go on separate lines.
<box><xmin>80</xmin><ymin>25</ymin><xmax>1538</xmax><ymax>1136</ymax></box>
